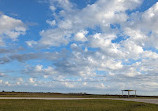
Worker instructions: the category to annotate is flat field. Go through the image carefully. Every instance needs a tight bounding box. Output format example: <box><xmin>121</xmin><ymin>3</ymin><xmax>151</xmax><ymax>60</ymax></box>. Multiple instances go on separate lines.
<box><xmin>1</xmin><ymin>92</ymin><xmax>158</xmax><ymax>99</ymax></box>
<box><xmin>0</xmin><ymin>99</ymin><xmax>158</xmax><ymax>111</ymax></box>
<box><xmin>0</xmin><ymin>92</ymin><xmax>121</xmax><ymax>98</ymax></box>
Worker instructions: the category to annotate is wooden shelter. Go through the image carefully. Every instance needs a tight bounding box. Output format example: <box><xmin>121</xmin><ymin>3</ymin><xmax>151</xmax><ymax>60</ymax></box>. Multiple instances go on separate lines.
<box><xmin>121</xmin><ymin>90</ymin><xmax>136</xmax><ymax>98</ymax></box>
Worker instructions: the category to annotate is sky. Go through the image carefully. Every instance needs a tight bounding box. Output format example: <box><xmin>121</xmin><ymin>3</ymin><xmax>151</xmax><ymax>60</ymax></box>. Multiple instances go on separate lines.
<box><xmin>0</xmin><ymin>0</ymin><xmax>158</xmax><ymax>95</ymax></box>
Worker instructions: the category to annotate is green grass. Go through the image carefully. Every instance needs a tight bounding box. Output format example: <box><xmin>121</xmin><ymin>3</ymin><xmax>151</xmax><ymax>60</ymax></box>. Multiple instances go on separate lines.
<box><xmin>1</xmin><ymin>92</ymin><xmax>158</xmax><ymax>99</ymax></box>
<box><xmin>0</xmin><ymin>99</ymin><xmax>157</xmax><ymax>111</ymax></box>
<box><xmin>0</xmin><ymin>92</ymin><xmax>121</xmax><ymax>98</ymax></box>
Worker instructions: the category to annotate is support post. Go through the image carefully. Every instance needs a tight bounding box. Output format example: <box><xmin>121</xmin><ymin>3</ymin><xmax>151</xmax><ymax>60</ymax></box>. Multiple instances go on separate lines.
<box><xmin>135</xmin><ymin>90</ymin><xmax>136</xmax><ymax>97</ymax></box>
<box><xmin>122</xmin><ymin>90</ymin><xmax>123</xmax><ymax>97</ymax></box>
<box><xmin>128</xmin><ymin>91</ymin><xmax>130</xmax><ymax>98</ymax></box>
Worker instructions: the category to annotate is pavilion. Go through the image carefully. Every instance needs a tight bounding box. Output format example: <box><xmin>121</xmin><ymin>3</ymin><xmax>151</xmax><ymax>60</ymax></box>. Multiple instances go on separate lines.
<box><xmin>121</xmin><ymin>90</ymin><xmax>136</xmax><ymax>98</ymax></box>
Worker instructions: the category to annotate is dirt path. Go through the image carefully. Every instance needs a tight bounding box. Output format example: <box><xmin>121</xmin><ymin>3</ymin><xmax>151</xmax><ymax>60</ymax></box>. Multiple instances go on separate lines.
<box><xmin>0</xmin><ymin>97</ymin><xmax>158</xmax><ymax>105</ymax></box>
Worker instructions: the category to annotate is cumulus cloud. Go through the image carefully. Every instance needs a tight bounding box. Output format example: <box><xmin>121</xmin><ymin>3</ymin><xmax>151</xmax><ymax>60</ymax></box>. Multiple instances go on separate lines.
<box><xmin>38</xmin><ymin>29</ymin><xmax>70</xmax><ymax>47</ymax></box>
<box><xmin>26</xmin><ymin>40</ymin><xmax>37</xmax><ymax>47</ymax></box>
<box><xmin>122</xmin><ymin>2</ymin><xmax>158</xmax><ymax>49</ymax></box>
<box><xmin>27</xmin><ymin>0</ymin><xmax>142</xmax><ymax>47</ymax></box>
<box><xmin>23</xmin><ymin>0</ymin><xmax>146</xmax><ymax>91</ymax></box>
<box><xmin>0</xmin><ymin>14</ymin><xmax>26</xmax><ymax>45</ymax></box>
<box><xmin>74</xmin><ymin>30</ymin><xmax>88</xmax><ymax>42</ymax></box>
<box><xmin>46</xmin><ymin>20</ymin><xmax>56</xmax><ymax>26</ymax></box>
<box><xmin>25</xmin><ymin>65</ymin><xmax>56</xmax><ymax>77</ymax></box>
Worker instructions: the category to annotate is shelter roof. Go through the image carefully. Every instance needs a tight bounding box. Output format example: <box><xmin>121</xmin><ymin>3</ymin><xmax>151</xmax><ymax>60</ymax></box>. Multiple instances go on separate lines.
<box><xmin>122</xmin><ymin>90</ymin><xmax>136</xmax><ymax>91</ymax></box>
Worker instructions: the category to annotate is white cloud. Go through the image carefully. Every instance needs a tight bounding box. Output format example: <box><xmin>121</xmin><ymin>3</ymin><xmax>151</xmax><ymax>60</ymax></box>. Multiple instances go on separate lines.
<box><xmin>142</xmin><ymin>2</ymin><xmax>158</xmax><ymax>33</ymax></box>
<box><xmin>49</xmin><ymin>5</ymin><xmax>56</xmax><ymax>11</ymax></box>
<box><xmin>32</xmin><ymin>0</ymin><xmax>142</xmax><ymax>47</ymax></box>
<box><xmin>46</xmin><ymin>20</ymin><xmax>56</xmax><ymax>26</ymax></box>
<box><xmin>64</xmin><ymin>82</ymin><xmax>74</xmax><ymax>88</ymax></box>
<box><xmin>0</xmin><ymin>80</ymin><xmax>2</xmax><ymax>84</ymax></box>
<box><xmin>25</xmin><ymin>65</ymin><xmax>56</xmax><ymax>77</ymax></box>
<box><xmin>0</xmin><ymin>14</ymin><xmax>26</xmax><ymax>45</ymax></box>
<box><xmin>74</xmin><ymin>30</ymin><xmax>88</xmax><ymax>42</ymax></box>
<box><xmin>49</xmin><ymin>0</ymin><xmax>73</xmax><ymax>11</ymax></box>
<box><xmin>123</xmin><ymin>2</ymin><xmax>158</xmax><ymax>49</ymax></box>
<box><xmin>0</xmin><ymin>73</ymin><xmax>5</xmax><ymax>77</ymax></box>
<box><xmin>26</xmin><ymin>40</ymin><xmax>37</xmax><ymax>47</ymax></box>
<box><xmin>96</xmin><ymin>83</ymin><xmax>105</xmax><ymax>89</ymax></box>
<box><xmin>90</xmin><ymin>33</ymin><xmax>116</xmax><ymax>49</ymax></box>
<box><xmin>4</xmin><ymin>81</ymin><xmax>10</xmax><ymax>86</ymax></box>
<box><xmin>29</xmin><ymin>78</ymin><xmax>35</xmax><ymax>83</ymax></box>
<box><xmin>121</xmin><ymin>40</ymin><xmax>143</xmax><ymax>59</ymax></box>
<box><xmin>35</xmin><ymin>65</ymin><xmax>43</xmax><ymax>72</ymax></box>
<box><xmin>70</xmin><ymin>43</ymin><xmax>78</xmax><ymax>49</ymax></box>
<box><xmin>38</xmin><ymin>29</ymin><xmax>70</xmax><ymax>47</ymax></box>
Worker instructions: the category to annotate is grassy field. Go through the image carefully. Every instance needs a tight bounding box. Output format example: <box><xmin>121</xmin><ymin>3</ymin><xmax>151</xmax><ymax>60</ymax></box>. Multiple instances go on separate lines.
<box><xmin>1</xmin><ymin>92</ymin><xmax>158</xmax><ymax>99</ymax></box>
<box><xmin>0</xmin><ymin>92</ymin><xmax>122</xmax><ymax>98</ymax></box>
<box><xmin>0</xmin><ymin>99</ymin><xmax>158</xmax><ymax>111</ymax></box>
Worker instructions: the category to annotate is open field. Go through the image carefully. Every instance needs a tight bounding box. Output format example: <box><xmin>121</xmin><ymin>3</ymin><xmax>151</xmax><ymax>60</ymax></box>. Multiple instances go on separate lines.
<box><xmin>0</xmin><ymin>99</ymin><xmax>158</xmax><ymax>111</ymax></box>
<box><xmin>0</xmin><ymin>92</ymin><xmax>122</xmax><ymax>98</ymax></box>
<box><xmin>1</xmin><ymin>92</ymin><xmax>157</xmax><ymax>99</ymax></box>
<box><xmin>1</xmin><ymin>97</ymin><xmax>158</xmax><ymax>104</ymax></box>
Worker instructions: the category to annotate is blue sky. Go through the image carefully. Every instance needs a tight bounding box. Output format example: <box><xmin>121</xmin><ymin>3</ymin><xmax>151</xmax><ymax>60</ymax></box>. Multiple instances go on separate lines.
<box><xmin>0</xmin><ymin>0</ymin><xmax>158</xmax><ymax>95</ymax></box>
